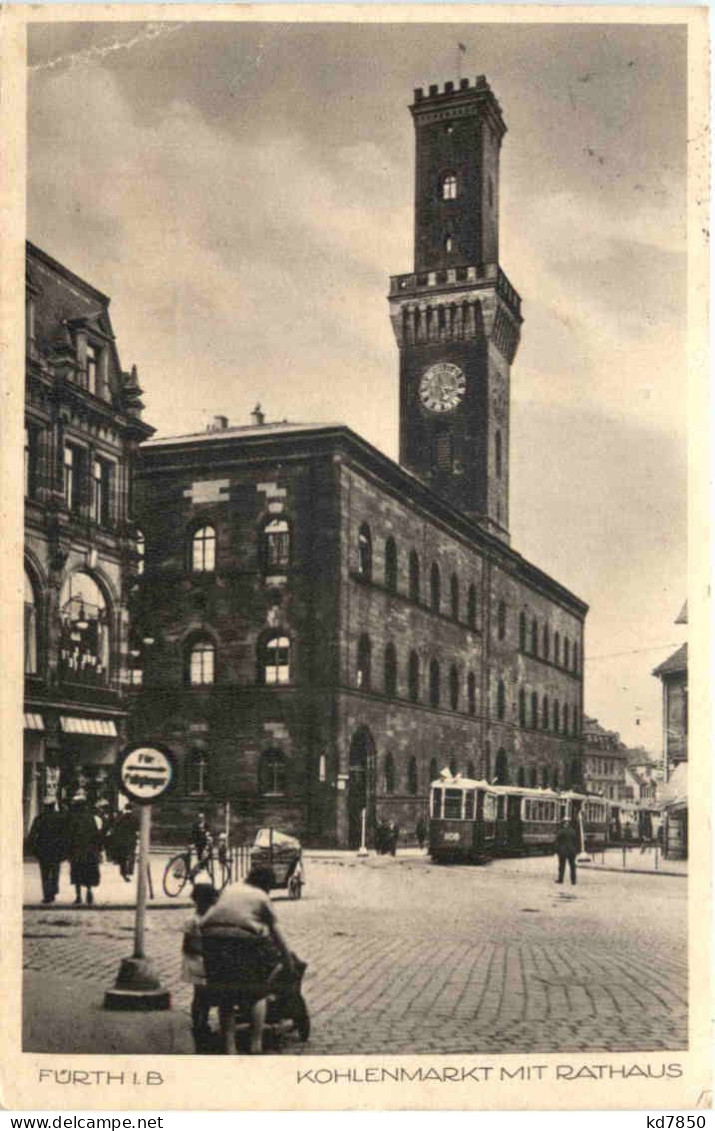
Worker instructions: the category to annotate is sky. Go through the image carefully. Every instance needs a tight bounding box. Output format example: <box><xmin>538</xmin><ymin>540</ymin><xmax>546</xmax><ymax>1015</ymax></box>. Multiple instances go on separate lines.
<box><xmin>27</xmin><ymin>18</ymin><xmax>689</xmax><ymax>754</ymax></box>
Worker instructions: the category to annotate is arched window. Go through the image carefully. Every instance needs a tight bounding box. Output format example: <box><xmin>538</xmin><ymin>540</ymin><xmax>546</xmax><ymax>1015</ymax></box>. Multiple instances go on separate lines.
<box><xmin>554</xmin><ymin>632</ymin><xmax>561</xmax><ymax>665</ymax></box>
<box><xmin>495</xmin><ymin>749</ymin><xmax>508</xmax><ymax>785</ymax></box>
<box><xmin>357</xmin><ymin>634</ymin><xmax>372</xmax><ymax>691</ymax></box>
<box><xmin>518</xmin><ymin>688</ymin><xmax>526</xmax><ymax>726</ymax></box>
<box><xmin>563</xmin><ymin>703</ymin><xmax>570</xmax><ymax>735</ymax></box>
<box><xmin>441</xmin><ymin>172</ymin><xmax>458</xmax><ymax>200</ymax></box>
<box><xmin>408</xmin><ymin>650</ymin><xmax>420</xmax><ymax>702</ymax></box>
<box><xmin>59</xmin><ymin>572</ymin><xmax>110</xmax><ymax>685</ymax></box>
<box><xmin>409</xmin><ymin>550</ymin><xmax>420</xmax><ymax>603</ymax></box>
<box><xmin>262</xmin><ymin>635</ymin><xmax>291</xmax><ymax>685</ymax></box>
<box><xmin>135</xmin><ymin>530</ymin><xmax>145</xmax><ymax>576</ymax></box>
<box><xmin>358</xmin><ymin>523</ymin><xmax>372</xmax><ymax>579</ymax></box>
<box><xmin>384</xmin><ymin>537</ymin><xmax>398</xmax><ymax>594</ymax></box>
<box><xmin>187</xmin><ymin>637</ymin><xmax>215</xmax><ymax>686</ymax></box>
<box><xmin>259</xmin><ymin>749</ymin><xmax>287</xmax><ymax>795</ymax></box>
<box><xmin>497</xmin><ymin>679</ymin><xmax>506</xmax><ymax>720</ymax></box>
<box><xmin>497</xmin><ymin>601</ymin><xmax>506</xmax><ymax>641</ymax></box>
<box><xmin>495</xmin><ymin>430</ymin><xmax>502</xmax><ymax>479</ymax></box>
<box><xmin>484</xmin><ymin>744</ymin><xmax>491</xmax><ymax>782</ymax></box>
<box><xmin>573</xmin><ymin>642</ymin><xmax>579</xmax><ymax>674</ymax></box>
<box><xmin>408</xmin><ymin>757</ymin><xmax>418</xmax><ymax>796</ymax></box>
<box><xmin>564</xmin><ymin>637</ymin><xmax>570</xmax><ymax>669</ymax></box>
<box><xmin>467</xmin><ymin>672</ymin><xmax>476</xmax><ymax>716</ymax></box>
<box><xmin>467</xmin><ymin>760</ymin><xmax>476</xmax><ymax>779</ymax></box>
<box><xmin>542</xmin><ymin>694</ymin><xmax>549</xmax><ymax>730</ymax></box>
<box><xmin>429</xmin><ymin>659</ymin><xmax>440</xmax><ymax>708</ymax></box>
<box><xmin>553</xmin><ymin>700</ymin><xmax>560</xmax><ymax>733</ymax></box>
<box><xmin>531</xmin><ymin>619</ymin><xmax>538</xmax><ymax>656</ymax></box>
<box><xmin>517</xmin><ymin>767</ymin><xmax>525</xmax><ymax>786</ymax></box>
<box><xmin>467</xmin><ymin>584</ymin><xmax>477</xmax><ymax>629</ymax></box>
<box><xmin>192</xmin><ymin>525</ymin><xmax>216</xmax><ymax>573</ymax></box>
<box><xmin>429</xmin><ymin>757</ymin><xmax>438</xmax><ymax>784</ymax></box>
<box><xmin>430</xmin><ymin>563</ymin><xmax>441</xmax><ymax>614</ymax></box>
<box><xmin>519</xmin><ymin>612</ymin><xmax>526</xmax><ymax>651</ymax></box>
<box><xmin>384</xmin><ymin>643</ymin><xmax>397</xmax><ymax>697</ymax></box>
<box><xmin>542</xmin><ymin>623</ymin><xmax>550</xmax><ymax>660</ymax></box>
<box><xmin>188</xmin><ymin>747</ymin><xmax>209</xmax><ymax>795</ymax></box>
<box><xmin>449</xmin><ymin>664</ymin><xmax>459</xmax><ymax>711</ymax></box>
<box><xmin>263</xmin><ymin>517</ymin><xmax>290</xmax><ymax>570</ymax></box>
<box><xmin>450</xmin><ymin>574</ymin><xmax>459</xmax><ymax>621</ymax></box>
<box><xmin>24</xmin><ymin>568</ymin><xmax>38</xmax><ymax>675</ymax></box>
<box><xmin>529</xmin><ymin>766</ymin><xmax>538</xmax><ymax>788</ymax></box>
<box><xmin>531</xmin><ymin>691</ymin><xmax>538</xmax><ymax>728</ymax></box>
<box><xmin>384</xmin><ymin>753</ymin><xmax>396</xmax><ymax>794</ymax></box>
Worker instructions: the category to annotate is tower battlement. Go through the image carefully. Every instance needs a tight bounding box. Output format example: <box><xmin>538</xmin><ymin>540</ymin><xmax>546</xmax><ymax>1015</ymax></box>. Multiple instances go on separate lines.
<box><xmin>411</xmin><ymin>75</ymin><xmax>506</xmax><ymax>138</ymax></box>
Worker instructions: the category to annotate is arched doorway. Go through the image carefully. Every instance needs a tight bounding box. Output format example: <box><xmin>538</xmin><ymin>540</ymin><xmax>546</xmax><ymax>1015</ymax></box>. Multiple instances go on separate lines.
<box><xmin>348</xmin><ymin>726</ymin><xmax>376</xmax><ymax>849</ymax></box>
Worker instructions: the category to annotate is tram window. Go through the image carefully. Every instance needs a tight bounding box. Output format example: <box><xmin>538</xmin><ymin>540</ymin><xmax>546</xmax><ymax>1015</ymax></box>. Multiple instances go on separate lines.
<box><xmin>497</xmin><ymin>796</ymin><xmax>506</xmax><ymax>820</ymax></box>
<box><xmin>484</xmin><ymin>793</ymin><xmax>497</xmax><ymax>820</ymax></box>
<box><xmin>444</xmin><ymin>789</ymin><xmax>463</xmax><ymax>819</ymax></box>
<box><xmin>465</xmin><ymin>791</ymin><xmax>475</xmax><ymax>820</ymax></box>
<box><xmin>524</xmin><ymin>799</ymin><xmax>531</xmax><ymax>820</ymax></box>
<box><xmin>432</xmin><ymin>789</ymin><xmax>442</xmax><ymax>818</ymax></box>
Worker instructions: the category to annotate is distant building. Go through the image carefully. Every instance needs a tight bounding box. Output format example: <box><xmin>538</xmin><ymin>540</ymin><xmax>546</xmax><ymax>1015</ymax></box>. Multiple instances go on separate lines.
<box><xmin>582</xmin><ymin>716</ymin><xmax>627</xmax><ymax>801</ymax></box>
<box><xmin>24</xmin><ymin>242</ymin><xmax>153</xmax><ymax>832</ymax></box>
<box><xmin>653</xmin><ymin>605</ymin><xmax>688</xmax><ymax>857</ymax></box>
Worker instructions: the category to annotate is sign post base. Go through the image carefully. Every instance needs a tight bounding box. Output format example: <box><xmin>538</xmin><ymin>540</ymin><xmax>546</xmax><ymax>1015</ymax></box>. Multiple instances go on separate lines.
<box><xmin>104</xmin><ymin>957</ymin><xmax>171</xmax><ymax>1011</ymax></box>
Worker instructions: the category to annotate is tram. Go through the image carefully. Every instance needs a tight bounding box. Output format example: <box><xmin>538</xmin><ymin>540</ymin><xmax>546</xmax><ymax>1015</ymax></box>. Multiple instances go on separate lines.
<box><xmin>429</xmin><ymin>773</ymin><xmax>610</xmax><ymax>864</ymax></box>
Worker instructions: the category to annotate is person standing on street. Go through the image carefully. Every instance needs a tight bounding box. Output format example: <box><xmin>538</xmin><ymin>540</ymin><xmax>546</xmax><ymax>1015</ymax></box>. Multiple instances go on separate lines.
<box><xmin>27</xmin><ymin>799</ymin><xmax>67</xmax><ymax>903</ymax></box>
<box><xmin>67</xmin><ymin>793</ymin><xmax>103</xmax><ymax>905</ymax></box>
<box><xmin>415</xmin><ymin>817</ymin><xmax>427</xmax><ymax>851</ymax></box>
<box><xmin>110</xmin><ymin>804</ymin><xmax>139</xmax><ymax>882</ymax></box>
<box><xmin>555</xmin><ymin>818</ymin><xmax>578</xmax><ymax>885</ymax></box>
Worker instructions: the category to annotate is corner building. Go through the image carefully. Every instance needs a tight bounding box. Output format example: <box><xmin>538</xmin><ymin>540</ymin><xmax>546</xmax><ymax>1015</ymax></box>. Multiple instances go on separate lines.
<box><xmin>133</xmin><ymin>77</ymin><xmax>588</xmax><ymax>847</ymax></box>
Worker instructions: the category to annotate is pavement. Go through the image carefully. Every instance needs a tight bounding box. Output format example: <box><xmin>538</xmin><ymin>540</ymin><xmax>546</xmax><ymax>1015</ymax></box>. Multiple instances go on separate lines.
<box><xmin>23</xmin><ymin>851</ymin><xmax>687</xmax><ymax>1056</ymax></box>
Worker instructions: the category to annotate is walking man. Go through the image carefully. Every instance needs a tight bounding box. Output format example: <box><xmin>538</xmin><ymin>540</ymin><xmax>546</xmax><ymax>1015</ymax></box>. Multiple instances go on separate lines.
<box><xmin>555</xmin><ymin>818</ymin><xmax>578</xmax><ymax>885</ymax></box>
<box><xmin>27</xmin><ymin>798</ymin><xmax>67</xmax><ymax>903</ymax></box>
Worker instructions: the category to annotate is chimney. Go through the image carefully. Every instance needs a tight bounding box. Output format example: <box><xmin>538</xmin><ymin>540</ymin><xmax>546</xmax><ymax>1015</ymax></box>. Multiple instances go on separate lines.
<box><xmin>250</xmin><ymin>403</ymin><xmax>265</xmax><ymax>426</ymax></box>
<box><xmin>207</xmin><ymin>415</ymin><xmax>229</xmax><ymax>432</ymax></box>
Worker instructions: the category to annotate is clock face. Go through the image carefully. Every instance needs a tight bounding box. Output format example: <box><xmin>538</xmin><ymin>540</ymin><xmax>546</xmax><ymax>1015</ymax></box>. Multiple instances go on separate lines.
<box><xmin>419</xmin><ymin>363</ymin><xmax>466</xmax><ymax>414</ymax></box>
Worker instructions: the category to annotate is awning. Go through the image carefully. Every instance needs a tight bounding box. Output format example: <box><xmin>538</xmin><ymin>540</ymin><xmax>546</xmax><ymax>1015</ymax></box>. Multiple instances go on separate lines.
<box><xmin>23</xmin><ymin>712</ymin><xmax>45</xmax><ymax>731</ymax></box>
<box><xmin>60</xmin><ymin>716</ymin><xmax>118</xmax><ymax>737</ymax></box>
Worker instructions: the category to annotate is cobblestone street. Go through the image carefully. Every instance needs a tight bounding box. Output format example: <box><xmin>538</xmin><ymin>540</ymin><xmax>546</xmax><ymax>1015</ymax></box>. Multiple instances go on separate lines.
<box><xmin>23</xmin><ymin>853</ymin><xmax>687</xmax><ymax>1056</ymax></box>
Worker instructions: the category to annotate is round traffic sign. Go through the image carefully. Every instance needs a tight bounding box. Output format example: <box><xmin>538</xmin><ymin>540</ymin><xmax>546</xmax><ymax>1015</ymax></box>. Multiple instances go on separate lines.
<box><xmin>117</xmin><ymin>743</ymin><xmax>175</xmax><ymax>805</ymax></box>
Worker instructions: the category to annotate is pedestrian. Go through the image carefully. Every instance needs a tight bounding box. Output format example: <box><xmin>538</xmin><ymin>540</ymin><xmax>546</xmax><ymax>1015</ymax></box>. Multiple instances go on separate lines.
<box><xmin>27</xmin><ymin>798</ymin><xmax>67</xmax><ymax>903</ymax></box>
<box><xmin>181</xmin><ymin>872</ymin><xmax>219</xmax><ymax>1049</ymax></box>
<box><xmin>191</xmin><ymin>811</ymin><xmax>211</xmax><ymax>867</ymax></box>
<box><xmin>110</xmin><ymin>805</ymin><xmax>138</xmax><ymax>882</ymax></box>
<box><xmin>554</xmin><ymin>818</ymin><xmax>578</xmax><ymax>885</ymax></box>
<box><xmin>389</xmin><ymin>820</ymin><xmax>399</xmax><ymax>857</ymax></box>
<box><xmin>67</xmin><ymin>792</ymin><xmax>103</xmax><ymax>905</ymax></box>
<box><xmin>415</xmin><ymin>816</ymin><xmax>427</xmax><ymax>851</ymax></box>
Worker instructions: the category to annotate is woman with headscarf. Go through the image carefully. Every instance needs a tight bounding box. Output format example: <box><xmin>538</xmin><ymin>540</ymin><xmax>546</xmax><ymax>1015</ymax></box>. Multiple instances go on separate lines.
<box><xmin>67</xmin><ymin>792</ymin><xmax>103</xmax><ymax>905</ymax></box>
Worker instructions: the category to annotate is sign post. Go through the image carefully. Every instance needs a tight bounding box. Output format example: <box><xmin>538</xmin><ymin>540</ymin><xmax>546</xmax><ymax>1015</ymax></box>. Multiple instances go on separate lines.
<box><xmin>104</xmin><ymin>743</ymin><xmax>174</xmax><ymax>1011</ymax></box>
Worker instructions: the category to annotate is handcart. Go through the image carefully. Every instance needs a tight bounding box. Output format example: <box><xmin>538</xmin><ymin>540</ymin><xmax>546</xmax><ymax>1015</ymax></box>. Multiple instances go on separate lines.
<box><xmin>250</xmin><ymin>828</ymin><xmax>305</xmax><ymax>899</ymax></box>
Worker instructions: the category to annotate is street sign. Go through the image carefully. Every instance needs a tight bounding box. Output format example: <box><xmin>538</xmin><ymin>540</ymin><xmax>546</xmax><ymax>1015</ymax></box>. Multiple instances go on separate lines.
<box><xmin>117</xmin><ymin>743</ymin><xmax>175</xmax><ymax>805</ymax></box>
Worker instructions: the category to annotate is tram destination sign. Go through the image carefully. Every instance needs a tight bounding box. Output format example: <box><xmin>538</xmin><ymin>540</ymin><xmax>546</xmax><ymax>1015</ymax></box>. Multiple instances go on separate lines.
<box><xmin>117</xmin><ymin>742</ymin><xmax>175</xmax><ymax>805</ymax></box>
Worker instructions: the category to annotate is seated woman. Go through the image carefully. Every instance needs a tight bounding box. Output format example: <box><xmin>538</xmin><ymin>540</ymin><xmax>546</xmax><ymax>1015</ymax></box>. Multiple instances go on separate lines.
<box><xmin>200</xmin><ymin>865</ymin><xmax>294</xmax><ymax>1054</ymax></box>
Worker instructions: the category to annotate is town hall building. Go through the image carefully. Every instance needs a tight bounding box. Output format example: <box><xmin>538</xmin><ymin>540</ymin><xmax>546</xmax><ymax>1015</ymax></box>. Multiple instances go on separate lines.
<box><xmin>131</xmin><ymin>76</ymin><xmax>588</xmax><ymax>847</ymax></box>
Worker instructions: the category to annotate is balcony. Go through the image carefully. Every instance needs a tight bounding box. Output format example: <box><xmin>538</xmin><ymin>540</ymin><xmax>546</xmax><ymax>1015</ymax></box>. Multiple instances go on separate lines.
<box><xmin>389</xmin><ymin>263</ymin><xmax>521</xmax><ymax>320</ymax></box>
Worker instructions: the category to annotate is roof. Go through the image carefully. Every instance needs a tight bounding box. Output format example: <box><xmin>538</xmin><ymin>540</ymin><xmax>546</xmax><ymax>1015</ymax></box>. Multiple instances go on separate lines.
<box><xmin>652</xmin><ymin>642</ymin><xmax>688</xmax><ymax>679</ymax></box>
<box><xmin>144</xmin><ymin>420</ymin><xmax>345</xmax><ymax>448</ymax></box>
<box><xmin>27</xmin><ymin>241</ymin><xmax>114</xmax><ymax>357</ymax></box>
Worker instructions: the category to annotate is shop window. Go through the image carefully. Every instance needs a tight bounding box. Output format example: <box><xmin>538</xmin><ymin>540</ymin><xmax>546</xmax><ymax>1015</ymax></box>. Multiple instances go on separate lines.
<box><xmin>450</xmin><ymin>574</ymin><xmax>459</xmax><ymax>621</ymax></box>
<box><xmin>385</xmin><ymin>537</ymin><xmax>398</xmax><ymax>594</ymax></box>
<box><xmin>259</xmin><ymin>749</ymin><xmax>287</xmax><ymax>795</ymax></box>
<box><xmin>59</xmin><ymin>572</ymin><xmax>109</xmax><ymax>685</ymax></box>
<box><xmin>408</xmin><ymin>650</ymin><xmax>420</xmax><ymax>702</ymax></box>
<box><xmin>384</xmin><ymin>752</ymin><xmax>395</xmax><ymax>794</ymax></box>
<box><xmin>24</xmin><ymin>568</ymin><xmax>38</xmax><ymax>675</ymax></box>
<box><xmin>188</xmin><ymin>637</ymin><xmax>215</xmax><ymax>687</ymax></box>
<box><xmin>429</xmin><ymin>658</ymin><xmax>440</xmax><ymax>707</ymax></box>
<box><xmin>430</xmin><ymin>563</ymin><xmax>441</xmax><ymax>614</ymax></box>
<box><xmin>408</xmin><ymin>757</ymin><xmax>418</xmax><ymax>795</ymax></box>
<box><xmin>191</xmin><ymin>525</ymin><xmax>216</xmax><ymax>573</ymax></box>
<box><xmin>449</xmin><ymin>664</ymin><xmax>459</xmax><ymax>711</ymax></box>
<box><xmin>188</xmin><ymin>748</ymin><xmax>209</xmax><ymax>795</ymax></box>
<box><xmin>467</xmin><ymin>672</ymin><xmax>476</xmax><ymax>716</ymax></box>
<box><xmin>263</xmin><ymin>518</ymin><xmax>290</xmax><ymax>570</ymax></box>
<box><xmin>467</xmin><ymin>584</ymin><xmax>477</xmax><ymax>629</ymax></box>
<box><xmin>357</xmin><ymin>634</ymin><xmax>372</xmax><ymax>690</ymax></box>
<box><xmin>384</xmin><ymin>642</ymin><xmax>397</xmax><ymax>697</ymax></box>
<box><xmin>358</xmin><ymin>523</ymin><xmax>372</xmax><ymax>580</ymax></box>
<box><xmin>262</xmin><ymin>635</ymin><xmax>291</xmax><ymax>685</ymax></box>
<box><xmin>497</xmin><ymin>679</ymin><xmax>506</xmax><ymax>720</ymax></box>
<box><xmin>409</xmin><ymin>550</ymin><xmax>420</xmax><ymax>603</ymax></box>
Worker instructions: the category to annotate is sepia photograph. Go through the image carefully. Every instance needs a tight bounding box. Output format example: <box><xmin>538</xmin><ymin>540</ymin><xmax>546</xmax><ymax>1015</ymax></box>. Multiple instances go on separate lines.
<box><xmin>2</xmin><ymin>3</ymin><xmax>709</xmax><ymax>1112</ymax></box>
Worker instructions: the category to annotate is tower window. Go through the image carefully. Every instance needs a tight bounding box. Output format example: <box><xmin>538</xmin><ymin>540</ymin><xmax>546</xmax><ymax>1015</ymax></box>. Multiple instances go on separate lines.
<box><xmin>433</xmin><ymin>431</ymin><xmax>453</xmax><ymax>474</ymax></box>
<box><xmin>188</xmin><ymin>638</ymin><xmax>215</xmax><ymax>687</ymax></box>
<box><xmin>192</xmin><ymin>526</ymin><xmax>216</xmax><ymax>573</ymax></box>
<box><xmin>358</xmin><ymin>523</ymin><xmax>372</xmax><ymax>580</ymax></box>
<box><xmin>357</xmin><ymin>634</ymin><xmax>372</xmax><ymax>691</ymax></box>
<box><xmin>441</xmin><ymin>173</ymin><xmax>458</xmax><ymax>201</ymax></box>
<box><xmin>445</xmin><ymin>234</ymin><xmax>453</xmax><ymax>253</ymax></box>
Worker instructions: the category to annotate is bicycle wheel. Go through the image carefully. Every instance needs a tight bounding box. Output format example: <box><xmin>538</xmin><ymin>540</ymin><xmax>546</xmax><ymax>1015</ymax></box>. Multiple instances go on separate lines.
<box><xmin>163</xmin><ymin>853</ymin><xmax>190</xmax><ymax>897</ymax></box>
<box><xmin>215</xmin><ymin>861</ymin><xmax>231</xmax><ymax>892</ymax></box>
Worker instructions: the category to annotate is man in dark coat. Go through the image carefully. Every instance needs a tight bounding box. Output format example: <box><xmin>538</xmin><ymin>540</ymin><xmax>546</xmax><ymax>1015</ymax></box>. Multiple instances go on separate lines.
<box><xmin>28</xmin><ymin>800</ymin><xmax>67</xmax><ymax>903</ymax></box>
<box><xmin>110</xmin><ymin>805</ymin><xmax>138</xmax><ymax>881</ymax></box>
<box><xmin>555</xmin><ymin>819</ymin><xmax>578</xmax><ymax>885</ymax></box>
<box><xmin>67</xmin><ymin>794</ymin><xmax>103</xmax><ymax>905</ymax></box>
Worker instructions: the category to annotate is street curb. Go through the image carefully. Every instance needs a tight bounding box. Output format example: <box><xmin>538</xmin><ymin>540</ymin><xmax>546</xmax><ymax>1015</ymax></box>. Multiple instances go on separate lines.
<box><xmin>578</xmin><ymin>863</ymin><xmax>687</xmax><ymax>878</ymax></box>
<box><xmin>23</xmin><ymin>901</ymin><xmax>192</xmax><ymax>911</ymax></box>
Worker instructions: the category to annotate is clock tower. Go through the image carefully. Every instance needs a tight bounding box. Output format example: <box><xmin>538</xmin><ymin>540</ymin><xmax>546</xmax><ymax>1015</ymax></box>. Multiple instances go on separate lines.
<box><xmin>389</xmin><ymin>76</ymin><xmax>522</xmax><ymax>541</ymax></box>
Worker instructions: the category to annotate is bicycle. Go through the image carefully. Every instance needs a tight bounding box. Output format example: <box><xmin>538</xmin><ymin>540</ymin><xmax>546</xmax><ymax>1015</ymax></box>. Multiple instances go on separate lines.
<box><xmin>162</xmin><ymin>841</ymin><xmax>231</xmax><ymax>898</ymax></box>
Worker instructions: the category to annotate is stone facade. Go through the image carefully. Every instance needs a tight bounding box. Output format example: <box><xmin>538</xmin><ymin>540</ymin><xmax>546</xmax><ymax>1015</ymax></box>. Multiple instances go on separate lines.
<box><xmin>23</xmin><ymin>242</ymin><xmax>153</xmax><ymax>832</ymax></box>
